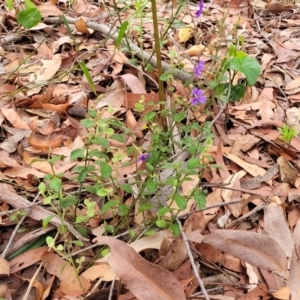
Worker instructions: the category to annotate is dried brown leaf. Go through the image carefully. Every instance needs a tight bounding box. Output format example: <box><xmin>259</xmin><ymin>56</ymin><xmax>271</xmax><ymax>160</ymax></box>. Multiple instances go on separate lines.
<box><xmin>121</xmin><ymin>74</ymin><xmax>146</xmax><ymax>93</ymax></box>
<box><xmin>41</xmin><ymin>252</ymin><xmax>90</xmax><ymax>296</ymax></box>
<box><xmin>289</xmin><ymin>220</ymin><xmax>300</xmax><ymax>299</ymax></box>
<box><xmin>1</xmin><ymin>108</ymin><xmax>30</xmax><ymax>130</ymax></box>
<box><xmin>96</xmin><ymin>79</ymin><xmax>125</xmax><ymax>109</ymax></box>
<box><xmin>204</xmin><ymin>230</ymin><xmax>287</xmax><ymax>272</ymax></box>
<box><xmin>277</xmin><ymin>156</ymin><xmax>298</xmax><ymax>183</ymax></box>
<box><xmin>286</xmin><ymin>77</ymin><xmax>300</xmax><ymax>91</ymax></box>
<box><xmin>9</xmin><ymin>247</ymin><xmax>48</xmax><ymax>274</ymax></box>
<box><xmin>75</xmin><ymin>18</ymin><xmax>91</xmax><ymax>34</ymax></box>
<box><xmin>263</xmin><ymin>205</ymin><xmax>294</xmax><ymax>257</ymax></box>
<box><xmin>0</xmin><ymin>255</ymin><xmax>10</xmax><ymax>275</ymax></box>
<box><xmin>94</xmin><ymin>236</ymin><xmax>185</xmax><ymax>300</ymax></box>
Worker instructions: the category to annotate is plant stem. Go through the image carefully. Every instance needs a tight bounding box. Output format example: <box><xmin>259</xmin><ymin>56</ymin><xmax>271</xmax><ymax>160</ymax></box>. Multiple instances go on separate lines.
<box><xmin>150</xmin><ymin>0</ymin><xmax>167</xmax><ymax>130</ymax></box>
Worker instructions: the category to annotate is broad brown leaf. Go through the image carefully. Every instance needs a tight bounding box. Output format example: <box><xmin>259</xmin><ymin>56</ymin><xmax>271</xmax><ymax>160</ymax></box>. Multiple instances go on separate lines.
<box><xmin>204</xmin><ymin>230</ymin><xmax>287</xmax><ymax>272</ymax></box>
<box><xmin>289</xmin><ymin>220</ymin><xmax>300</xmax><ymax>299</ymax></box>
<box><xmin>94</xmin><ymin>236</ymin><xmax>185</xmax><ymax>300</ymax></box>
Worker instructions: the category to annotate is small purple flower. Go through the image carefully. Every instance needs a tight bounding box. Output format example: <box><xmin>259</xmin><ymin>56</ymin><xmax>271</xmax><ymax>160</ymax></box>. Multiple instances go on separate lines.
<box><xmin>138</xmin><ymin>153</ymin><xmax>151</xmax><ymax>162</ymax></box>
<box><xmin>191</xmin><ymin>88</ymin><xmax>206</xmax><ymax>105</ymax></box>
<box><xmin>195</xmin><ymin>0</ymin><xmax>204</xmax><ymax>18</ymax></box>
<box><xmin>194</xmin><ymin>60</ymin><xmax>204</xmax><ymax>78</ymax></box>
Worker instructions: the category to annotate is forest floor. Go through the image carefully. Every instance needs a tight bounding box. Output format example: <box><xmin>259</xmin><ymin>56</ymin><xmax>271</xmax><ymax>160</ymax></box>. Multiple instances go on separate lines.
<box><xmin>1</xmin><ymin>0</ymin><xmax>300</xmax><ymax>299</ymax></box>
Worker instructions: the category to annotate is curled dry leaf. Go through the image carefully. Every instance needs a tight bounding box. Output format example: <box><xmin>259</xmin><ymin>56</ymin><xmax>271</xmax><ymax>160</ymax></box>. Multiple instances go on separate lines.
<box><xmin>28</xmin><ymin>132</ymin><xmax>63</xmax><ymax>152</ymax></box>
<box><xmin>185</xmin><ymin>45</ymin><xmax>211</xmax><ymax>56</ymax></box>
<box><xmin>178</xmin><ymin>27</ymin><xmax>194</xmax><ymax>43</ymax></box>
<box><xmin>94</xmin><ymin>236</ymin><xmax>185</xmax><ymax>300</ymax></box>
<box><xmin>75</xmin><ymin>18</ymin><xmax>92</xmax><ymax>35</ymax></box>
<box><xmin>204</xmin><ymin>230</ymin><xmax>287</xmax><ymax>272</ymax></box>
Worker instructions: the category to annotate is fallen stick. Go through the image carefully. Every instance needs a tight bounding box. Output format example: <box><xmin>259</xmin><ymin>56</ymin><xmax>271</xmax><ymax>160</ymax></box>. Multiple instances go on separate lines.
<box><xmin>0</xmin><ymin>183</ymin><xmax>88</xmax><ymax>241</ymax></box>
<box><xmin>43</xmin><ymin>16</ymin><xmax>193</xmax><ymax>83</ymax></box>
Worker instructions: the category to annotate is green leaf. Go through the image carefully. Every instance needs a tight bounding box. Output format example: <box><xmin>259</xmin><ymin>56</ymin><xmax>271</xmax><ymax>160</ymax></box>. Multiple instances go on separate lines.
<box><xmin>78</xmin><ymin>169</ymin><xmax>87</xmax><ymax>182</ymax></box>
<box><xmin>71</xmin><ymin>149</ymin><xmax>85</xmax><ymax>160</ymax></box>
<box><xmin>156</xmin><ymin>219</ymin><xmax>167</xmax><ymax>228</ymax></box>
<box><xmin>144</xmin><ymin>111</ymin><xmax>156</xmax><ymax>121</ymax></box>
<box><xmin>120</xmin><ymin>184</ymin><xmax>133</xmax><ymax>193</ymax></box>
<box><xmin>17</xmin><ymin>8</ymin><xmax>41</xmax><ymax>29</ymax></box>
<box><xmin>101</xmin><ymin>200</ymin><xmax>119</xmax><ymax>213</ymax></box>
<box><xmin>58</xmin><ymin>224</ymin><xmax>67</xmax><ymax>235</ymax></box>
<box><xmin>24</xmin><ymin>0</ymin><xmax>36</xmax><ymax>8</ymax></box>
<box><xmin>6</xmin><ymin>0</ymin><xmax>13</xmax><ymax>10</ymax></box>
<box><xmin>56</xmin><ymin>244</ymin><xmax>63</xmax><ymax>251</ymax></box>
<box><xmin>229</xmin><ymin>56</ymin><xmax>260</xmax><ymax>86</ymax></box>
<box><xmin>42</xmin><ymin>215</ymin><xmax>54</xmax><ymax>228</ymax></box>
<box><xmin>234</xmin><ymin>50</ymin><xmax>247</xmax><ymax>58</ymax></box>
<box><xmin>97</xmin><ymin>188</ymin><xmax>110</xmax><ymax>197</ymax></box>
<box><xmin>46</xmin><ymin>236</ymin><xmax>55</xmax><ymax>248</ymax></box>
<box><xmin>169</xmin><ymin>223</ymin><xmax>180</xmax><ymax>236</ymax></box>
<box><xmin>214</xmin><ymin>83</ymin><xmax>228</xmax><ymax>96</ymax></box>
<box><xmin>39</xmin><ymin>182</ymin><xmax>46</xmax><ymax>194</ymax></box>
<box><xmin>146</xmin><ymin>178</ymin><xmax>156</xmax><ymax>193</ymax></box>
<box><xmin>187</xmin><ymin>157</ymin><xmax>200</xmax><ymax>169</ymax></box>
<box><xmin>61</xmin><ymin>195</ymin><xmax>77</xmax><ymax>208</ymax></box>
<box><xmin>110</xmin><ymin>134</ymin><xmax>125</xmax><ymax>143</ymax></box>
<box><xmin>115</xmin><ymin>21</ymin><xmax>128</xmax><ymax>48</ymax></box>
<box><xmin>73</xmin><ymin>240</ymin><xmax>84</xmax><ymax>247</ymax></box>
<box><xmin>230</xmin><ymin>83</ymin><xmax>247</xmax><ymax>101</ymax></box>
<box><xmin>75</xmin><ymin>225</ymin><xmax>88</xmax><ymax>237</ymax></box>
<box><xmin>174</xmin><ymin>112</ymin><xmax>185</xmax><ymax>122</ymax></box>
<box><xmin>174</xmin><ymin>193</ymin><xmax>187</xmax><ymax>210</ymax></box>
<box><xmin>49</xmin><ymin>176</ymin><xmax>61</xmax><ymax>192</ymax></box>
<box><xmin>93</xmin><ymin>136</ymin><xmax>109</xmax><ymax>148</ymax></box>
<box><xmin>138</xmin><ymin>203</ymin><xmax>154</xmax><ymax>212</ymax></box>
<box><xmin>81</xmin><ymin>119</ymin><xmax>94</xmax><ymax>128</ymax></box>
<box><xmin>80</xmin><ymin>62</ymin><xmax>96</xmax><ymax>95</ymax></box>
<box><xmin>100</xmin><ymin>163</ymin><xmax>112</xmax><ymax>179</ymax></box>
<box><xmin>157</xmin><ymin>207</ymin><xmax>173</xmax><ymax>217</ymax></box>
<box><xmin>194</xmin><ymin>190</ymin><xmax>206</xmax><ymax>209</ymax></box>
<box><xmin>104</xmin><ymin>128</ymin><xmax>114</xmax><ymax>135</ymax></box>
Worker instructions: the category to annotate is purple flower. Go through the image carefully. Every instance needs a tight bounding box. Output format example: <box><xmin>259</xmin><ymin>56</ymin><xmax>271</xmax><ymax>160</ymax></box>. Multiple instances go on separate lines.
<box><xmin>191</xmin><ymin>88</ymin><xmax>206</xmax><ymax>105</ymax></box>
<box><xmin>194</xmin><ymin>60</ymin><xmax>204</xmax><ymax>78</ymax></box>
<box><xmin>195</xmin><ymin>0</ymin><xmax>204</xmax><ymax>18</ymax></box>
<box><xmin>138</xmin><ymin>153</ymin><xmax>151</xmax><ymax>162</ymax></box>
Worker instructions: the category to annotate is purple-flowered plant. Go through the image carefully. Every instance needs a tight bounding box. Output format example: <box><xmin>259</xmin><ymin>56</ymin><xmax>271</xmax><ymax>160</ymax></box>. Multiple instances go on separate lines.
<box><xmin>191</xmin><ymin>88</ymin><xmax>206</xmax><ymax>105</ymax></box>
<box><xmin>195</xmin><ymin>0</ymin><xmax>204</xmax><ymax>18</ymax></box>
<box><xmin>138</xmin><ymin>153</ymin><xmax>151</xmax><ymax>162</ymax></box>
<box><xmin>194</xmin><ymin>60</ymin><xmax>204</xmax><ymax>78</ymax></box>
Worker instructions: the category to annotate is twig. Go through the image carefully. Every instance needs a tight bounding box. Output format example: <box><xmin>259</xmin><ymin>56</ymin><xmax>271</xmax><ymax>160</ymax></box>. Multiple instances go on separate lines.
<box><xmin>23</xmin><ymin>262</ymin><xmax>43</xmax><ymax>300</ymax></box>
<box><xmin>43</xmin><ymin>16</ymin><xmax>193</xmax><ymax>83</ymax></box>
<box><xmin>2</xmin><ymin>208</ymin><xmax>29</xmax><ymax>258</ymax></box>
<box><xmin>2</xmin><ymin>192</ymin><xmax>40</xmax><ymax>258</ymax></box>
<box><xmin>0</xmin><ymin>34</ymin><xmax>23</xmax><ymax>46</ymax></box>
<box><xmin>108</xmin><ymin>275</ymin><xmax>117</xmax><ymax>300</ymax></box>
<box><xmin>176</xmin><ymin>217</ymin><xmax>210</xmax><ymax>300</ymax></box>
<box><xmin>0</xmin><ymin>200</ymin><xmax>43</xmax><ymax>216</ymax></box>
<box><xmin>225</xmin><ymin>202</ymin><xmax>265</xmax><ymax>228</ymax></box>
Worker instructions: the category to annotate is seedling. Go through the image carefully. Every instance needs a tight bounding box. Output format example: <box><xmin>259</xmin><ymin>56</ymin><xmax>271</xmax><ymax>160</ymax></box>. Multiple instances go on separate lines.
<box><xmin>278</xmin><ymin>124</ymin><xmax>298</xmax><ymax>144</ymax></box>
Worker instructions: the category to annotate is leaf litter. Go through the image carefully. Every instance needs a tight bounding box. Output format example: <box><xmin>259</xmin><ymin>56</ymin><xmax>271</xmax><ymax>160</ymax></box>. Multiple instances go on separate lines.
<box><xmin>1</xmin><ymin>0</ymin><xmax>300</xmax><ymax>299</ymax></box>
